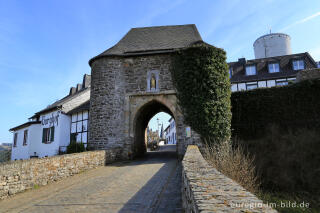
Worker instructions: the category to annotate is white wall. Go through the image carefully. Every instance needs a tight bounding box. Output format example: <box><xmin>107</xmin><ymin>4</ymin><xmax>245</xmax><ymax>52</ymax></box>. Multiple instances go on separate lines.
<box><xmin>35</xmin><ymin>110</ymin><xmax>71</xmax><ymax>158</ymax></box>
<box><xmin>28</xmin><ymin>124</ymin><xmax>42</xmax><ymax>158</ymax></box>
<box><xmin>254</xmin><ymin>33</ymin><xmax>292</xmax><ymax>59</ymax></box>
<box><xmin>231</xmin><ymin>78</ymin><xmax>296</xmax><ymax>92</ymax></box>
<box><xmin>166</xmin><ymin>119</ymin><xmax>176</xmax><ymax>145</ymax></box>
<box><xmin>11</xmin><ymin>127</ymin><xmax>30</xmax><ymax>160</ymax></box>
<box><xmin>12</xmin><ymin>110</ymin><xmax>72</xmax><ymax>160</ymax></box>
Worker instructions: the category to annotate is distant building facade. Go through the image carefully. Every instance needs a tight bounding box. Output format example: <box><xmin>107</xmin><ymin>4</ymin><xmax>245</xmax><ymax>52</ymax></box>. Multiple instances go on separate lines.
<box><xmin>164</xmin><ymin>117</ymin><xmax>176</xmax><ymax>144</ymax></box>
<box><xmin>229</xmin><ymin>33</ymin><xmax>318</xmax><ymax>92</ymax></box>
<box><xmin>10</xmin><ymin>75</ymin><xmax>91</xmax><ymax>160</ymax></box>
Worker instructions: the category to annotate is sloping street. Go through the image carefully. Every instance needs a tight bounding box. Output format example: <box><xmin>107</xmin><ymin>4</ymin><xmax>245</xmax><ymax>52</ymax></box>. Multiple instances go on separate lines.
<box><xmin>0</xmin><ymin>145</ymin><xmax>181</xmax><ymax>213</ymax></box>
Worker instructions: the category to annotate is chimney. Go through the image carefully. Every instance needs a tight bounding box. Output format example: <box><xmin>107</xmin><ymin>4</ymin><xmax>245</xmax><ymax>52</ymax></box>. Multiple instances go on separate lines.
<box><xmin>76</xmin><ymin>84</ymin><xmax>82</xmax><ymax>92</ymax></box>
<box><xmin>238</xmin><ymin>58</ymin><xmax>246</xmax><ymax>65</ymax></box>
<box><xmin>69</xmin><ymin>87</ymin><xmax>76</xmax><ymax>95</ymax></box>
<box><xmin>82</xmin><ymin>74</ymin><xmax>91</xmax><ymax>88</ymax></box>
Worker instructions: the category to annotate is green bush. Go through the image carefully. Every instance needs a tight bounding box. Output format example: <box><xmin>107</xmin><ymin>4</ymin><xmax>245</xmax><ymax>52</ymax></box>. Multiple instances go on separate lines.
<box><xmin>231</xmin><ymin>79</ymin><xmax>320</xmax><ymax>139</ymax></box>
<box><xmin>235</xmin><ymin>125</ymin><xmax>320</xmax><ymax>195</ymax></box>
<box><xmin>67</xmin><ymin>141</ymin><xmax>85</xmax><ymax>154</ymax></box>
<box><xmin>171</xmin><ymin>43</ymin><xmax>231</xmax><ymax>144</ymax></box>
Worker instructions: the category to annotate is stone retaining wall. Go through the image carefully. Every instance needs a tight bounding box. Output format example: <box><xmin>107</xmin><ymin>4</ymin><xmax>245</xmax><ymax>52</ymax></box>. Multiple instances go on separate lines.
<box><xmin>182</xmin><ymin>145</ymin><xmax>277</xmax><ymax>213</ymax></box>
<box><xmin>0</xmin><ymin>151</ymin><xmax>106</xmax><ymax>199</ymax></box>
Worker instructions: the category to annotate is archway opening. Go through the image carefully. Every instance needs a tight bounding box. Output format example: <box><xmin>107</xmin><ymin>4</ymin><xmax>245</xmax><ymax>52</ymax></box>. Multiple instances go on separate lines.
<box><xmin>133</xmin><ymin>100</ymin><xmax>176</xmax><ymax>158</ymax></box>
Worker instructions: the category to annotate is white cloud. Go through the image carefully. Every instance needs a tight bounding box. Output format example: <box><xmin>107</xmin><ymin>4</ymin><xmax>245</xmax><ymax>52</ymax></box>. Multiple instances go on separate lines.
<box><xmin>280</xmin><ymin>11</ymin><xmax>320</xmax><ymax>31</ymax></box>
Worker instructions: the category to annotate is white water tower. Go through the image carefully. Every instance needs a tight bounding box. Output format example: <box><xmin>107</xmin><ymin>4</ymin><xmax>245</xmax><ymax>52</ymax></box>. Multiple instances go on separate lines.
<box><xmin>253</xmin><ymin>33</ymin><xmax>292</xmax><ymax>59</ymax></box>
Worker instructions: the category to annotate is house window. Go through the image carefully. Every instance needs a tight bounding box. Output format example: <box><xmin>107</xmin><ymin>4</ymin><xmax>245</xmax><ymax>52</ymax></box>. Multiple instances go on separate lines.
<box><xmin>23</xmin><ymin>130</ymin><xmax>28</xmax><ymax>146</ymax></box>
<box><xmin>229</xmin><ymin>68</ymin><xmax>232</xmax><ymax>78</ymax></box>
<box><xmin>13</xmin><ymin>133</ymin><xmax>18</xmax><ymax>147</ymax></box>
<box><xmin>287</xmin><ymin>78</ymin><xmax>296</xmax><ymax>83</ymax></box>
<box><xmin>246</xmin><ymin>82</ymin><xmax>258</xmax><ymax>90</ymax></box>
<box><xmin>292</xmin><ymin>59</ymin><xmax>305</xmax><ymax>70</ymax></box>
<box><xmin>276</xmin><ymin>79</ymin><xmax>288</xmax><ymax>86</ymax></box>
<box><xmin>245</xmin><ymin>65</ymin><xmax>256</xmax><ymax>75</ymax></box>
<box><xmin>268</xmin><ymin>63</ymin><xmax>280</xmax><ymax>73</ymax></box>
<box><xmin>42</xmin><ymin>127</ymin><xmax>55</xmax><ymax>144</ymax></box>
<box><xmin>71</xmin><ymin>110</ymin><xmax>89</xmax><ymax>143</ymax></box>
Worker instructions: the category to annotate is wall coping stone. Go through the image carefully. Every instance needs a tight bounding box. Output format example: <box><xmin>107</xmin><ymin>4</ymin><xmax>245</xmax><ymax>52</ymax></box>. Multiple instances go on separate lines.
<box><xmin>182</xmin><ymin>145</ymin><xmax>277</xmax><ymax>213</ymax></box>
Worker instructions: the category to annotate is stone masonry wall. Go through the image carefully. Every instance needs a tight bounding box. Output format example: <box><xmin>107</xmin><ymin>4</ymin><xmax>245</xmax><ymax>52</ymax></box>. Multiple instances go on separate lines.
<box><xmin>0</xmin><ymin>151</ymin><xmax>106</xmax><ymax>200</ymax></box>
<box><xmin>89</xmin><ymin>53</ymin><xmax>198</xmax><ymax>159</ymax></box>
<box><xmin>182</xmin><ymin>145</ymin><xmax>277</xmax><ymax>213</ymax></box>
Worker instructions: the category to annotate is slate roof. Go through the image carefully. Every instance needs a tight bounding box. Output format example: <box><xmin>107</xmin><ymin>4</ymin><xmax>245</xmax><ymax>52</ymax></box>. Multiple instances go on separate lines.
<box><xmin>29</xmin><ymin>74</ymin><xmax>91</xmax><ymax>119</ymax></box>
<box><xmin>67</xmin><ymin>100</ymin><xmax>90</xmax><ymax>115</ymax></box>
<box><xmin>229</xmin><ymin>52</ymin><xmax>317</xmax><ymax>83</ymax></box>
<box><xmin>89</xmin><ymin>24</ymin><xmax>203</xmax><ymax>65</ymax></box>
<box><xmin>30</xmin><ymin>87</ymin><xmax>90</xmax><ymax>119</ymax></box>
<box><xmin>10</xmin><ymin>121</ymin><xmax>41</xmax><ymax>132</ymax></box>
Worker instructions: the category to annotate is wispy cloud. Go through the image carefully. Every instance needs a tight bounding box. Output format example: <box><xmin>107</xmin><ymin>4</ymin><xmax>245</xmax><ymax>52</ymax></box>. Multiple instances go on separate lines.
<box><xmin>134</xmin><ymin>0</ymin><xmax>185</xmax><ymax>27</ymax></box>
<box><xmin>280</xmin><ymin>11</ymin><xmax>320</xmax><ymax>31</ymax></box>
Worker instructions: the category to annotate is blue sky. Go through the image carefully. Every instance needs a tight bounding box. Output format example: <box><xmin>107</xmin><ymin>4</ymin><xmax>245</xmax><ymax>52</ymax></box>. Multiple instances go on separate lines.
<box><xmin>1</xmin><ymin>0</ymin><xmax>320</xmax><ymax>142</ymax></box>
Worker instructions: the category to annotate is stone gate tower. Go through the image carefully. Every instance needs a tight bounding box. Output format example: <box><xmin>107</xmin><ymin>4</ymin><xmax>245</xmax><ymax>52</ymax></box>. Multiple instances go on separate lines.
<box><xmin>88</xmin><ymin>24</ymin><xmax>202</xmax><ymax>160</ymax></box>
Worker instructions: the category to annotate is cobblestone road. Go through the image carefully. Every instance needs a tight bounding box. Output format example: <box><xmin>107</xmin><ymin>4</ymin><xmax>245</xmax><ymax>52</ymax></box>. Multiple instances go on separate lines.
<box><xmin>0</xmin><ymin>145</ymin><xmax>182</xmax><ymax>213</ymax></box>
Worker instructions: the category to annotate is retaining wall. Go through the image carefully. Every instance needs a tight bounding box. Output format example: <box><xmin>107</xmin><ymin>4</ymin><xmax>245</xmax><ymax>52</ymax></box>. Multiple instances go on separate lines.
<box><xmin>182</xmin><ymin>145</ymin><xmax>277</xmax><ymax>212</ymax></box>
<box><xmin>0</xmin><ymin>150</ymin><xmax>107</xmax><ymax>199</ymax></box>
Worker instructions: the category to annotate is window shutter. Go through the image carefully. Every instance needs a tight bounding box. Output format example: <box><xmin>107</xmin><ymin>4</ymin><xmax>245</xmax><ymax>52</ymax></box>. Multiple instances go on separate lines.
<box><xmin>50</xmin><ymin>126</ymin><xmax>55</xmax><ymax>142</ymax></box>
<box><xmin>42</xmin><ymin>128</ymin><xmax>46</xmax><ymax>143</ymax></box>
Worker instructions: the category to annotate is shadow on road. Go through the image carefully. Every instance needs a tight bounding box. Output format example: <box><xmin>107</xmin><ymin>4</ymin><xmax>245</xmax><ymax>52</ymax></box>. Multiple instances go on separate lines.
<box><xmin>118</xmin><ymin>145</ymin><xmax>182</xmax><ymax>213</ymax></box>
<box><xmin>114</xmin><ymin>145</ymin><xmax>179</xmax><ymax>167</ymax></box>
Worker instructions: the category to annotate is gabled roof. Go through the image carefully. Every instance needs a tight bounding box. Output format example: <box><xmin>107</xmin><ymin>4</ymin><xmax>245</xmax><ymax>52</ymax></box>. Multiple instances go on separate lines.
<box><xmin>89</xmin><ymin>24</ymin><xmax>203</xmax><ymax>65</ymax></box>
<box><xmin>67</xmin><ymin>100</ymin><xmax>90</xmax><ymax>115</ymax></box>
<box><xmin>30</xmin><ymin>87</ymin><xmax>90</xmax><ymax>119</ymax></box>
<box><xmin>10</xmin><ymin>121</ymin><xmax>41</xmax><ymax>132</ymax></box>
<box><xmin>229</xmin><ymin>52</ymin><xmax>318</xmax><ymax>83</ymax></box>
<box><xmin>29</xmin><ymin>74</ymin><xmax>91</xmax><ymax>119</ymax></box>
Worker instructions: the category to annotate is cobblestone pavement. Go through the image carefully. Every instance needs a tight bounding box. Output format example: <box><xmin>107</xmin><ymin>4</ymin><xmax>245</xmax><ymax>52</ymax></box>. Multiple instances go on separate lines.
<box><xmin>0</xmin><ymin>145</ymin><xmax>182</xmax><ymax>213</ymax></box>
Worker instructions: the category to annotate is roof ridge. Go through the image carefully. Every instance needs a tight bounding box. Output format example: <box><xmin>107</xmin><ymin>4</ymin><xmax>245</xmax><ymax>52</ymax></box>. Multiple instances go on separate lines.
<box><xmin>130</xmin><ymin>24</ymin><xmax>196</xmax><ymax>30</ymax></box>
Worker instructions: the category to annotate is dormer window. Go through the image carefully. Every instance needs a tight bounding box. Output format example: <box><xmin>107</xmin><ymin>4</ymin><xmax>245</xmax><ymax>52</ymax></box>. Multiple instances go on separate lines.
<box><xmin>229</xmin><ymin>68</ymin><xmax>232</xmax><ymax>78</ymax></box>
<box><xmin>245</xmin><ymin>65</ymin><xmax>256</xmax><ymax>75</ymax></box>
<box><xmin>292</xmin><ymin>59</ymin><xmax>305</xmax><ymax>70</ymax></box>
<box><xmin>268</xmin><ymin>63</ymin><xmax>280</xmax><ymax>73</ymax></box>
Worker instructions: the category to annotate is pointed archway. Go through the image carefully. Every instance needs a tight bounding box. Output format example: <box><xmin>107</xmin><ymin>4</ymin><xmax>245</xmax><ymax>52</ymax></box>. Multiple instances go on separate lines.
<box><xmin>132</xmin><ymin>100</ymin><xmax>175</xmax><ymax>157</ymax></box>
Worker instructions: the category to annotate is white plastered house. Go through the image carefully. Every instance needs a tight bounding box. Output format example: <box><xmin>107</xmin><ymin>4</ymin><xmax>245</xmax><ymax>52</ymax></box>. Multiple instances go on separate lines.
<box><xmin>10</xmin><ymin>74</ymin><xmax>91</xmax><ymax>160</ymax></box>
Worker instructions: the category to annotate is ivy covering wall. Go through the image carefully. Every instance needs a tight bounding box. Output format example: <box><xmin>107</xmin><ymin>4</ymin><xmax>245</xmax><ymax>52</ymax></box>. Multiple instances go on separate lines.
<box><xmin>231</xmin><ymin>79</ymin><xmax>320</xmax><ymax>139</ymax></box>
<box><xmin>171</xmin><ymin>43</ymin><xmax>231</xmax><ymax>144</ymax></box>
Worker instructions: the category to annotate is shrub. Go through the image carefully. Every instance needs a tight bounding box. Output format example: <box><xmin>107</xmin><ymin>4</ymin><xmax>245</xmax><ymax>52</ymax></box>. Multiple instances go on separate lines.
<box><xmin>171</xmin><ymin>43</ymin><xmax>231</xmax><ymax>144</ymax></box>
<box><xmin>236</xmin><ymin>125</ymin><xmax>320</xmax><ymax>195</ymax></box>
<box><xmin>67</xmin><ymin>141</ymin><xmax>85</xmax><ymax>154</ymax></box>
<box><xmin>231</xmin><ymin>79</ymin><xmax>320</xmax><ymax>140</ymax></box>
<box><xmin>202</xmin><ymin>140</ymin><xmax>259</xmax><ymax>193</ymax></box>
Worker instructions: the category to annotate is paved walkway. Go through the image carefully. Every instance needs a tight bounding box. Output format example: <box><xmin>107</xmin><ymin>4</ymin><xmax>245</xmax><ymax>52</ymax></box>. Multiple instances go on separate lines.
<box><xmin>0</xmin><ymin>145</ymin><xmax>182</xmax><ymax>213</ymax></box>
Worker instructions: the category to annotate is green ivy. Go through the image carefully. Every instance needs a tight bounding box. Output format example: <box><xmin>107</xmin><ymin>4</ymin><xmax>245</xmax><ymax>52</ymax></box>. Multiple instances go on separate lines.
<box><xmin>171</xmin><ymin>43</ymin><xmax>231</xmax><ymax>144</ymax></box>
